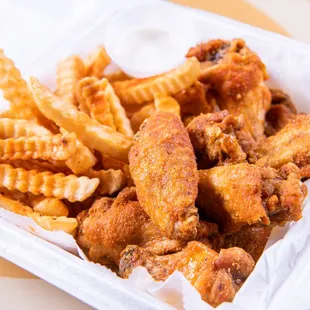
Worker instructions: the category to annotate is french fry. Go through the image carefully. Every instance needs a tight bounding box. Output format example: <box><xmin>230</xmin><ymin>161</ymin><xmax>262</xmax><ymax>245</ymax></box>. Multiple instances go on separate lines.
<box><xmin>0</xmin><ymin>49</ymin><xmax>51</xmax><ymax>126</ymax></box>
<box><xmin>60</xmin><ymin>128</ymin><xmax>97</xmax><ymax>174</ymax></box>
<box><xmin>130</xmin><ymin>104</ymin><xmax>155</xmax><ymax>133</ymax></box>
<box><xmin>0</xmin><ymin>118</ymin><xmax>52</xmax><ymax>138</ymax></box>
<box><xmin>85</xmin><ymin>46</ymin><xmax>111</xmax><ymax>78</ymax></box>
<box><xmin>105</xmin><ymin>70</ymin><xmax>131</xmax><ymax>83</ymax></box>
<box><xmin>56</xmin><ymin>55</ymin><xmax>85</xmax><ymax>105</ymax></box>
<box><xmin>0</xmin><ymin>133</ymin><xmax>76</xmax><ymax>161</ymax></box>
<box><xmin>101</xmin><ymin>78</ymin><xmax>133</xmax><ymax>137</ymax></box>
<box><xmin>87</xmin><ymin>169</ymin><xmax>127</xmax><ymax>195</ymax></box>
<box><xmin>0</xmin><ymin>164</ymin><xmax>99</xmax><ymax>202</ymax></box>
<box><xmin>112</xmin><ymin>57</ymin><xmax>200</xmax><ymax>105</ymax></box>
<box><xmin>29</xmin><ymin>77</ymin><xmax>132</xmax><ymax>162</ymax></box>
<box><xmin>76</xmin><ymin>77</ymin><xmax>116</xmax><ymax>129</ymax></box>
<box><xmin>0</xmin><ymin>193</ymin><xmax>33</xmax><ymax>215</ymax></box>
<box><xmin>31</xmin><ymin>196</ymin><xmax>69</xmax><ymax>217</ymax></box>
<box><xmin>0</xmin><ymin>194</ymin><xmax>77</xmax><ymax>233</ymax></box>
<box><xmin>29</xmin><ymin>213</ymin><xmax>77</xmax><ymax>234</ymax></box>
<box><xmin>154</xmin><ymin>93</ymin><xmax>180</xmax><ymax>117</ymax></box>
<box><xmin>4</xmin><ymin>159</ymin><xmax>70</xmax><ymax>174</ymax></box>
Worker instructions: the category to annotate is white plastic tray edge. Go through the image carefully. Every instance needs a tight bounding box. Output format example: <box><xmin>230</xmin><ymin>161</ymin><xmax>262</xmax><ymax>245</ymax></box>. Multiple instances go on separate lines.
<box><xmin>0</xmin><ymin>218</ymin><xmax>173</xmax><ymax>310</ymax></box>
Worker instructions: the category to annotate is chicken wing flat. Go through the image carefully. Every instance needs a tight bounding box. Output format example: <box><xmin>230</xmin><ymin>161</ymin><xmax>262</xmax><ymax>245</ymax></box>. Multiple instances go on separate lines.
<box><xmin>197</xmin><ymin>163</ymin><xmax>269</xmax><ymax>233</ymax></box>
<box><xmin>187</xmin><ymin>110</ymin><xmax>256</xmax><ymax>168</ymax></box>
<box><xmin>129</xmin><ymin>112</ymin><xmax>199</xmax><ymax>240</ymax></box>
<box><xmin>76</xmin><ymin>187</ymin><xmax>185</xmax><ymax>264</ymax></box>
<box><xmin>187</xmin><ymin>39</ymin><xmax>271</xmax><ymax>142</ymax></box>
<box><xmin>119</xmin><ymin>241</ymin><xmax>255</xmax><ymax>307</ymax></box>
<box><xmin>223</xmin><ymin>225</ymin><xmax>272</xmax><ymax>262</ymax></box>
<box><xmin>256</xmin><ymin>114</ymin><xmax>310</xmax><ymax>178</ymax></box>
<box><xmin>197</xmin><ymin>163</ymin><xmax>307</xmax><ymax>233</ymax></box>
<box><xmin>265</xmin><ymin>89</ymin><xmax>297</xmax><ymax>137</ymax></box>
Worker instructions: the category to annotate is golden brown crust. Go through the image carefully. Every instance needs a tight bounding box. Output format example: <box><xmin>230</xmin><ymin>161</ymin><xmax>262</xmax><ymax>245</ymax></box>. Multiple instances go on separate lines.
<box><xmin>197</xmin><ymin>164</ymin><xmax>270</xmax><ymax>233</ymax></box>
<box><xmin>129</xmin><ymin>112</ymin><xmax>199</xmax><ymax>240</ymax></box>
<box><xmin>119</xmin><ymin>241</ymin><xmax>254</xmax><ymax>307</ymax></box>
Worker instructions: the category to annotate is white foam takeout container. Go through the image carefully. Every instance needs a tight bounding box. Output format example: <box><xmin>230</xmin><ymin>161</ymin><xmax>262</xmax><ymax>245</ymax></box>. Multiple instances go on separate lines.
<box><xmin>0</xmin><ymin>0</ymin><xmax>310</xmax><ymax>309</ymax></box>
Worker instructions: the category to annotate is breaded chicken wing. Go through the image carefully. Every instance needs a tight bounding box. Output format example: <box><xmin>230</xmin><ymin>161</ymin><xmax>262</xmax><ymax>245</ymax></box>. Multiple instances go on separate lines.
<box><xmin>76</xmin><ymin>187</ymin><xmax>184</xmax><ymax>264</ymax></box>
<box><xmin>187</xmin><ymin>39</ymin><xmax>271</xmax><ymax>142</ymax></box>
<box><xmin>256</xmin><ymin>114</ymin><xmax>310</xmax><ymax>178</ymax></box>
<box><xmin>119</xmin><ymin>241</ymin><xmax>255</xmax><ymax>307</ymax></box>
<box><xmin>76</xmin><ymin>187</ymin><xmax>218</xmax><ymax>265</ymax></box>
<box><xmin>129</xmin><ymin>112</ymin><xmax>199</xmax><ymax>240</ymax></box>
<box><xmin>197</xmin><ymin>163</ymin><xmax>307</xmax><ymax>233</ymax></box>
<box><xmin>187</xmin><ymin>110</ymin><xmax>256</xmax><ymax>168</ymax></box>
<box><xmin>197</xmin><ymin>163</ymin><xmax>269</xmax><ymax>233</ymax></box>
<box><xmin>265</xmin><ymin>89</ymin><xmax>297</xmax><ymax>137</ymax></box>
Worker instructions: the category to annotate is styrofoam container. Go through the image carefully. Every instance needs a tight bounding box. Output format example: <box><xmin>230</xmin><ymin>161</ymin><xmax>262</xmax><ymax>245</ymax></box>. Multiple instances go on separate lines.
<box><xmin>0</xmin><ymin>1</ymin><xmax>310</xmax><ymax>309</ymax></box>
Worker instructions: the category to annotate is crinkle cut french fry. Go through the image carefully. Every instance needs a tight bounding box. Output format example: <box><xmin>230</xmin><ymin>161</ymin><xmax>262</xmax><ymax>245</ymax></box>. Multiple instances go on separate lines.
<box><xmin>101</xmin><ymin>78</ymin><xmax>133</xmax><ymax>137</ymax></box>
<box><xmin>0</xmin><ymin>164</ymin><xmax>99</xmax><ymax>202</ymax></box>
<box><xmin>0</xmin><ymin>118</ymin><xmax>52</xmax><ymax>138</ymax></box>
<box><xmin>31</xmin><ymin>196</ymin><xmax>69</xmax><ymax>217</ymax></box>
<box><xmin>112</xmin><ymin>57</ymin><xmax>200</xmax><ymax>105</ymax></box>
<box><xmin>154</xmin><ymin>93</ymin><xmax>180</xmax><ymax>117</ymax></box>
<box><xmin>0</xmin><ymin>133</ymin><xmax>76</xmax><ymax>161</ymax></box>
<box><xmin>56</xmin><ymin>55</ymin><xmax>85</xmax><ymax>105</ymax></box>
<box><xmin>60</xmin><ymin>128</ymin><xmax>96</xmax><ymax>174</ymax></box>
<box><xmin>105</xmin><ymin>70</ymin><xmax>131</xmax><ymax>83</ymax></box>
<box><xmin>101</xmin><ymin>154</ymin><xmax>127</xmax><ymax>171</ymax></box>
<box><xmin>29</xmin><ymin>77</ymin><xmax>132</xmax><ymax>162</ymax></box>
<box><xmin>87</xmin><ymin>169</ymin><xmax>127</xmax><ymax>195</ymax></box>
<box><xmin>3</xmin><ymin>159</ymin><xmax>70</xmax><ymax>174</ymax></box>
<box><xmin>0</xmin><ymin>193</ymin><xmax>33</xmax><ymax>215</ymax></box>
<box><xmin>76</xmin><ymin>77</ymin><xmax>116</xmax><ymax>129</ymax></box>
<box><xmin>85</xmin><ymin>46</ymin><xmax>111</xmax><ymax>78</ymax></box>
<box><xmin>0</xmin><ymin>49</ymin><xmax>54</xmax><ymax>128</ymax></box>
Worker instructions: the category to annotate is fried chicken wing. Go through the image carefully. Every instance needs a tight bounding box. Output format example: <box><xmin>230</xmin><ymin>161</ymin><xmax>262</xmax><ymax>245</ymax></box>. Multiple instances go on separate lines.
<box><xmin>197</xmin><ymin>163</ymin><xmax>307</xmax><ymax>233</ymax></box>
<box><xmin>119</xmin><ymin>241</ymin><xmax>255</xmax><ymax>307</ymax></box>
<box><xmin>129</xmin><ymin>112</ymin><xmax>199</xmax><ymax>240</ymax></box>
<box><xmin>76</xmin><ymin>187</ymin><xmax>221</xmax><ymax>265</ymax></box>
<box><xmin>265</xmin><ymin>89</ymin><xmax>297</xmax><ymax>136</ymax></box>
<box><xmin>256</xmin><ymin>114</ymin><xmax>310</xmax><ymax>178</ymax></box>
<box><xmin>187</xmin><ymin>39</ymin><xmax>271</xmax><ymax>142</ymax></box>
<box><xmin>197</xmin><ymin>163</ymin><xmax>270</xmax><ymax>233</ymax></box>
<box><xmin>223</xmin><ymin>224</ymin><xmax>272</xmax><ymax>262</ymax></box>
<box><xmin>187</xmin><ymin>110</ymin><xmax>256</xmax><ymax>168</ymax></box>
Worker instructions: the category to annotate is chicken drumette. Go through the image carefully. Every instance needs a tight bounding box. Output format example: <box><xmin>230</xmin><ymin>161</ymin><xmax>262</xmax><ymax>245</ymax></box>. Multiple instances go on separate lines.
<box><xmin>187</xmin><ymin>39</ymin><xmax>271</xmax><ymax>143</ymax></box>
<box><xmin>119</xmin><ymin>241</ymin><xmax>255</xmax><ymax>307</ymax></box>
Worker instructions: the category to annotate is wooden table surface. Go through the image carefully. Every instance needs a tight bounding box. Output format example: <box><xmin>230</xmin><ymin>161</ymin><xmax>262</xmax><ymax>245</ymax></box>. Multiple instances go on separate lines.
<box><xmin>0</xmin><ymin>0</ymin><xmax>287</xmax><ymax>285</ymax></box>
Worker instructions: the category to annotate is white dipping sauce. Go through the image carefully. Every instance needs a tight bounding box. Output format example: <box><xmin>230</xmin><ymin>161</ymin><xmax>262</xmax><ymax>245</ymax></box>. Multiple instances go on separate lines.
<box><xmin>112</xmin><ymin>28</ymin><xmax>189</xmax><ymax>74</ymax></box>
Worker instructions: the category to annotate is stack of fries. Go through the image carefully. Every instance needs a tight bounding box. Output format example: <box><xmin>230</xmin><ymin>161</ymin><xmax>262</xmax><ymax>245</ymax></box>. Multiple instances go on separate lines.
<box><xmin>0</xmin><ymin>46</ymin><xmax>200</xmax><ymax>235</ymax></box>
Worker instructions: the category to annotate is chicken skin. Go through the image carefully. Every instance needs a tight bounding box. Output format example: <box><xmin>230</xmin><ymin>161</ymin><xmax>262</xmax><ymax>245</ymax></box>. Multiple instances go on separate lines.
<box><xmin>119</xmin><ymin>241</ymin><xmax>255</xmax><ymax>307</ymax></box>
<box><xmin>256</xmin><ymin>114</ymin><xmax>310</xmax><ymax>178</ymax></box>
<box><xmin>187</xmin><ymin>110</ymin><xmax>256</xmax><ymax>168</ymax></box>
<box><xmin>197</xmin><ymin>163</ymin><xmax>270</xmax><ymax>233</ymax></box>
<box><xmin>265</xmin><ymin>89</ymin><xmax>297</xmax><ymax>137</ymax></box>
<box><xmin>129</xmin><ymin>112</ymin><xmax>199</xmax><ymax>240</ymax></box>
<box><xmin>187</xmin><ymin>39</ymin><xmax>271</xmax><ymax>143</ymax></box>
<box><xmin>197</xmin><ymin>163</ymin><xmax>307</xmax><ymax>233</ymax></box>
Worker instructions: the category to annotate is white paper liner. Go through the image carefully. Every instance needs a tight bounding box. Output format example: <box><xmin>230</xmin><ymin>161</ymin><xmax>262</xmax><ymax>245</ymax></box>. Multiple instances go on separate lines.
<box><xmin>0</xmin><ymin>1</ymin><xmax>310</xmax><ymax>309</ymax></box>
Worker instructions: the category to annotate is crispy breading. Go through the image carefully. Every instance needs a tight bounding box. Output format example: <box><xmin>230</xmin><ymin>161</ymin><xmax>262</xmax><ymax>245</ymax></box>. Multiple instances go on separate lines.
<box><xmin>187</xmin><ymin>111</ymin><xmax>256</xmax><ymax>168</ymax></box>
<box><xmin>119</xmin><ymin>241</ymin><xmax>254</xmax><ymax>307</ymax></box>
<box><xmin>197</xmin><ymin>164</ymin><xmax>270</xmax><ymax>233</ymax></box>
<box><xmin>187</xmin><ymin>39</ymin><xmax>271</xmax><ymax>142</ymax></box>
<box><xmin>256</xmin><ymin>114</ymin><xmax>310</xmax><ymax>178</ymax></box>
<box><xmin>129</xmin><ymin>112</ymin><xmax>199</xmax><ymax>240</ymax></box>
